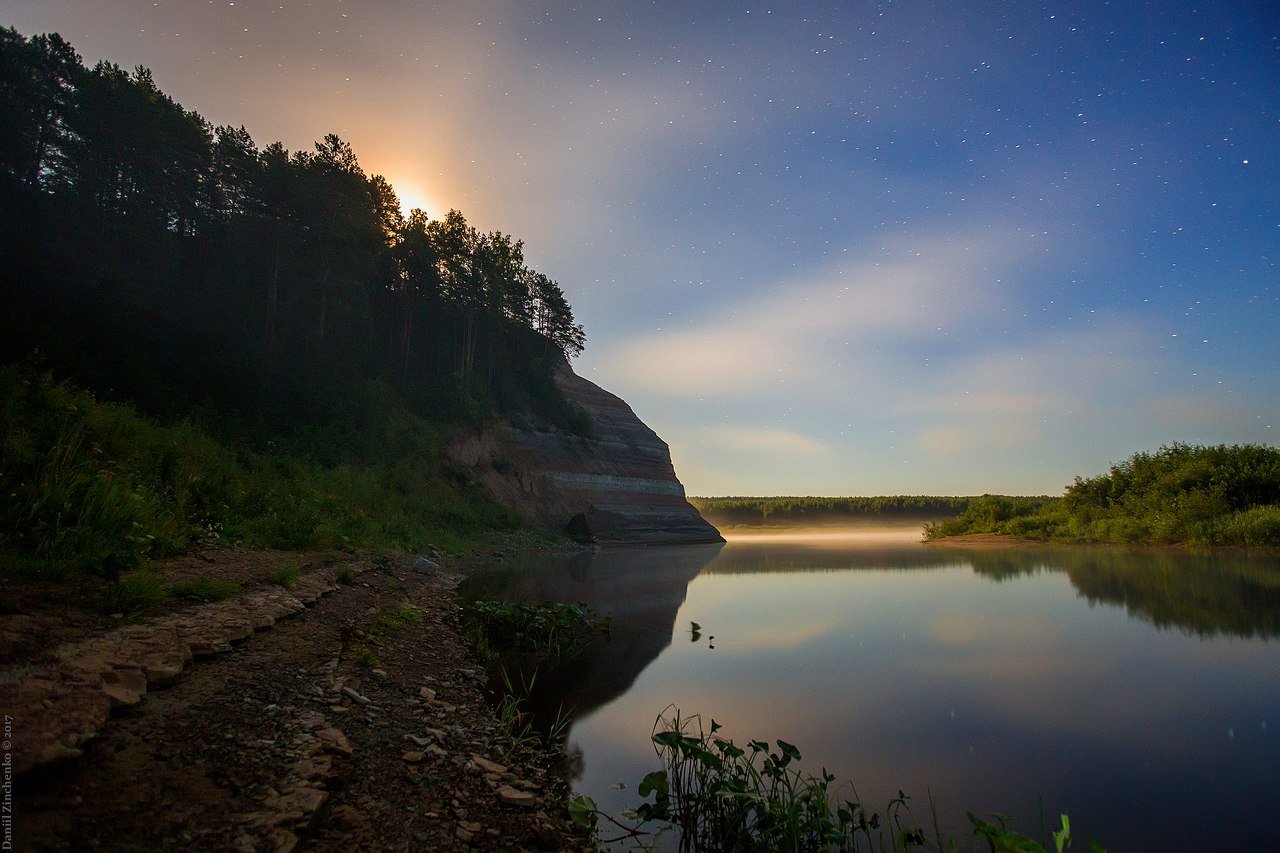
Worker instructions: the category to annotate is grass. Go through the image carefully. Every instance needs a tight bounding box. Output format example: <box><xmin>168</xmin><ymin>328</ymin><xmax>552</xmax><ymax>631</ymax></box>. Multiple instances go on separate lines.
<box><xmin>97</xmin><ymin>569</ymin><xmax>169</xmax><ymax>615</ymax></box>
<box><xmin>571</xmin><ymin>709</ymin><xmax>1106</xmax><ymax>852</ymax></box>
<box><xmin>0</xmin><ymin>364</ymin><xmax>527</xmax><ymax>581</ymax></box>
<box><xmin>463</xmin><ymin>599</ymin><xmax>609</xmax><ymax>664</ymax></box>
<box><xmin>494</xmin><ymin>667</ymin><xmax>572</xmax><ymax>762</ymax></box>
<box><xmin>690</xmin><ymin>496</ymin><xmax>975</xmax><ymax>528</ymax></box>
<box><xmin>269</xmin><ymin>563</ymin><xmax>300</xmax><ymax>588</ymax></box>
<box><xmin>170</xmin><ymin>575</ymin><xmax>242</xmax><ymax>602</ymax></box>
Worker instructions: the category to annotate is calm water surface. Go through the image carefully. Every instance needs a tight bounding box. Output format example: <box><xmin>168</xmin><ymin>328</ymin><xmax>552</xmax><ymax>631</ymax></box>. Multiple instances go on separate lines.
<box><xmin>461</xmin><ymin>532</ymin><xmax>1280</xmax><ymax>851</ymax></box>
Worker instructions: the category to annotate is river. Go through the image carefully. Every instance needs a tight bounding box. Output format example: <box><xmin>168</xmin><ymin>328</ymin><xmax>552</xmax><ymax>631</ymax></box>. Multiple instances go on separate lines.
<box><xmin>460</xmin><ymin>531</ymin><xmax>1280</xmax><ymax>851</ymax></box>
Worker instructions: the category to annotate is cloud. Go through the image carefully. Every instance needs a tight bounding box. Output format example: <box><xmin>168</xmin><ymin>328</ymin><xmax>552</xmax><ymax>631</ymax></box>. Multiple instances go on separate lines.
<box><xmin>702</xmin><ymin>426</ymin><xmax>830</xmax><ymax>456</ymax></box>
<box><xmin>594</xmin><ymin>224</ymin><xmax>1039</xmax><ymax>399</ymax></box>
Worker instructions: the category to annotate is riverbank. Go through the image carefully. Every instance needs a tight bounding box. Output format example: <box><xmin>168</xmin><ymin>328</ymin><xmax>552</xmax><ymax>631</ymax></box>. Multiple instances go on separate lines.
<box><xmin>922</xmin><ymin>532</ymin><xmax>1048</xmax><ymax>549</ymax></box>
<box><xmin>2</xmin><ymin>548</ymin><xmax>595</xmax><ymax>851</ymax></box>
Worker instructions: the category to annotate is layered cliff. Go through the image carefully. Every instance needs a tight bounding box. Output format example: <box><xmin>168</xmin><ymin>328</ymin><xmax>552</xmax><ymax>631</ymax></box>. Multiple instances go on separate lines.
<box><xmin>448</xmin><ymin>365</ymin><xmax>722</xmax><ymax>545</ymax></box>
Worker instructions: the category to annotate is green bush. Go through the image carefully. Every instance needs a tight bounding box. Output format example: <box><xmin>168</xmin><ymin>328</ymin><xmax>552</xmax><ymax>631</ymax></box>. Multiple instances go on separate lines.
<box><xmin>0</xmin><ymin>365</ymin><xmax>525</xmax><ymax>580</ymax></box>
<box><xmin>926</xmin><ymin>444</ymin><xmax>1280</xmax><ymax>548</ymax></box>
<box><xmin>1221</xmin><ymin>506</ymin><xmax>1280</xmax><ymax>546</ymax></box>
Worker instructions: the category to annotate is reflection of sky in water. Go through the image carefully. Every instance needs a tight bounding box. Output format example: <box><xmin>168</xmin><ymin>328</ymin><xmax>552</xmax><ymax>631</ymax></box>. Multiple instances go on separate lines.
<box><xmin>566</xmin><ymin>537</ymin><xmax>1280</xmax><ymax>852</ymax></box>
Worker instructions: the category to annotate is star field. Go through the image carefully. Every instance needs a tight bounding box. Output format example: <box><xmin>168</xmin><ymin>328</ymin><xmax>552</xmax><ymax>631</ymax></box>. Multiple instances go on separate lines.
<box><xmin>5</xmin><ymin>0</ymin><xmax>1276</xmax><ymax>494</ymax></box>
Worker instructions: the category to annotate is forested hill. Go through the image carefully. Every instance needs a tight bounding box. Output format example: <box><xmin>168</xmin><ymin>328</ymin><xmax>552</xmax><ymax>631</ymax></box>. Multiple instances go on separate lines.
<box><xmin>0</xmin><ymin>27</ymin><xmax>584</xmax><ymax>429</ymax></box>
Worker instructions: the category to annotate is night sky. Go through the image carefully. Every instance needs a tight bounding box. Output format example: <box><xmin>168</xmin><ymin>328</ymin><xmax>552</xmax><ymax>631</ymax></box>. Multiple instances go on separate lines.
<box><xmin>6</xmin><ymin>1</ymin><xmax>1277</xmax><ymax>496</ymax></box>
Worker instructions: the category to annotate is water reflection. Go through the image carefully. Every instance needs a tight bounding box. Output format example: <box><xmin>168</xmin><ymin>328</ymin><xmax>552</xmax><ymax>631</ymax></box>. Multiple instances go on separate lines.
<box><xmin>460</xmin><ymin>534</ymin><xmax>1280</xmax><ymax>852</ymax></box>
<box><xmin>710</xmin><ymin>536</ymin><xmax>1280</xmax><ymax>639</ymax></box>
<box><xmin>459</xmin><ymin>543</ymin><xmax>723</xmax><ymax>722</ymax></box>
<box><xmin>947</xmin><ymin>546</ymin><xmax>1280</xmax><ymax>639</ymax></box>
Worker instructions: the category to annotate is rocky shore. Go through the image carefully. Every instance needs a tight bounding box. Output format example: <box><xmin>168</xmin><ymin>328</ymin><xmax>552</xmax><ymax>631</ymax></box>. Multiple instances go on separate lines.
<box><xmin>0</xmin><ymin>549</ymin><xmax>595</xmax><ymax>851</ymax></box>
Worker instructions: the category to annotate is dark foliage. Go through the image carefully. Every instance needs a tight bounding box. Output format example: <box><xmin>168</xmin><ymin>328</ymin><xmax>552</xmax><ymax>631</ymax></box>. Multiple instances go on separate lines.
<box><xmin>0</xmin><ymin>26</ymin><xmax>587</xmax><ymax>437</ymax></box>
<box><xmin>690</xmin><ymin>495</ymin><xmax>975</xmax><ymax>525</ymax></box>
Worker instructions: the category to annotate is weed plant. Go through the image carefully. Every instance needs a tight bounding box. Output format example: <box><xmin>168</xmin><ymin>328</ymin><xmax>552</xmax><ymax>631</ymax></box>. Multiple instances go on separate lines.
<box><xmin>571</xmin><ymin>709</ymin><xmax>1105</xmax><ymax>853</ymax></box>
<box><xmin>463</xmin><ymin>599</ymin><xmax>609</xmax><ymax>664</ymax></box>
<box><xmin>493</xmin><ymin>667</ymin><xmax>571</xmax><ymax>761</ymax></box>
<box><xmin>0</xmin><ymin>365</ymin><xmax>524</xmax><ymax>579</ymax></box>
<box><xmin>270</xmin><ymin>563</ymin><xmax>300</xmax><ymax>588</ymax></box>
<box><xmin>170</xmin><ymin>575</ymin><xmax>242</xmax><ymax>602</ymax></box>
<box><xmin>97</xmin><ymin>569</ymin><xmax>168</xmax><ymax>615</ymax></box>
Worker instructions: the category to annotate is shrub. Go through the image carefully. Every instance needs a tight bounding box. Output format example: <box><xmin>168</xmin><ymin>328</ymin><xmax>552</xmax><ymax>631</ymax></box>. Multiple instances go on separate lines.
<box><xmin>1221</xmin><ymin>506</ymin><xmax>1280</xmax><ymax>546</ymax></box>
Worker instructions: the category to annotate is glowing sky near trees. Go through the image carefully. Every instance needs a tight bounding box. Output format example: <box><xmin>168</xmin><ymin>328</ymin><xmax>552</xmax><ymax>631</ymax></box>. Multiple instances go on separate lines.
<box><xmin>6</xmin><ymin>1</ymin><xmax>1277</xmax><ymax>495</ymax></box>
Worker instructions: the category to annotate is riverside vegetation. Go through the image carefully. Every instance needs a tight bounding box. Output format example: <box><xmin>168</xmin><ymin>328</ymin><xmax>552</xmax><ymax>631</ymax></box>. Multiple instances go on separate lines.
<box><xmin>1</xmin><ymin>26</ymin><xmax>586</xmax><ymax>594</ymax></box>
<box><xmin>690</xmin><ymin>496</ymin><xmax>974</xmax><ymax>528</ymax></box>
<box><xmin>924</xmin><ymin>444</ymin><xmax>1280</xmax><ymax>547</ymax></box>
<box><xmin>569</xmin><ymin>710</ymin><xmax>1104</xmax><ymax>853</ymax></box>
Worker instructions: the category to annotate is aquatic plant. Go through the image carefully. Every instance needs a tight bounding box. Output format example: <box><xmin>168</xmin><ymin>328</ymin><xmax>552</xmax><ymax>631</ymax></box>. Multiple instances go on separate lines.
<box><xmin>463</xmin><ymin>599</ymin><xmax>609</xmax><ymax>663</ymax></box>
<box><xmin>570</xmin><ymin>708</ymin><xmax>1105</xmax><ymax>852</ymax></box>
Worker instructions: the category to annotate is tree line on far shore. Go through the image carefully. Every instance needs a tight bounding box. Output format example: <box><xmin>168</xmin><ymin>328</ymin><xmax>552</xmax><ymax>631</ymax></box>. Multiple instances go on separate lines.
<box><xmin>689</xmin><ymin>495</ymin><xmax>977</xmax><ymax>526</ymax></box>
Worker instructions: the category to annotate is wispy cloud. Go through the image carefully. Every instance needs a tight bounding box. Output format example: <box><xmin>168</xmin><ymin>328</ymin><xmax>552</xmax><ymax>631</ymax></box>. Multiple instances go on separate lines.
<box><xmin>701</xmin><ymin>426</ymin><xmax>830</xmax><ymax>456</ymax></box>
<box><xmin>594</xmin><ymin>224</ymin><xmax>1041</xmax><ymax>399</ymax></box>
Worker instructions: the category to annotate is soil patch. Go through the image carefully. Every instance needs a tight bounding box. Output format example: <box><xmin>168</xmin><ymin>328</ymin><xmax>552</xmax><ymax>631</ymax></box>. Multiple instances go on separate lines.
<box><xmin>3</xmin><ymin>550</ymin><xmax>594</xmax><ymax>851</ymax></box>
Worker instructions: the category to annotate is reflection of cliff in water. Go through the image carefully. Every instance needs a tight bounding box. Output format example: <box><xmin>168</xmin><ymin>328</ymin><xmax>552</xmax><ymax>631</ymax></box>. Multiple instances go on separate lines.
<box><xmin>458</xmin><ymin>543</ymin><xmax>723</xmax><ymax>724</ymax></box>
<box><xmin>932</xmin><ymin>544</ymin><xmax>1280</xmax><ymax>639</ymax></box>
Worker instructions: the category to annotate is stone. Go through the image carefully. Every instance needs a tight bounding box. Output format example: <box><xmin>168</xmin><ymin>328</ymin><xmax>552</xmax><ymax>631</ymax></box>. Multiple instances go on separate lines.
<box><xmin>101</xmin><ymin>681</ymin><xmax>144</xmax><ymax>708</ymax></box>
<box><xmin>270</xmin><ymin>829</ymin><xmax>299</xmax><ymax>853</ymax></box>
<box><xmin>315</xmin><ymin>727</ymin><xmax>353</xmax><ymax>757</ymax></box>
<box><xmin>470</xmin><ymin>755</ymin><xmax>507</xmax><ymax>775</ymax></box>
<box><xmin>413</xmin><ymin>556</ymin><xmax>439</xmax><ymax>573</ymax></box>
<box><xmin>404</xmin><ymin>734</ymin><xmax>430</xmax><ymax>748</ymax></box>
<box><xmin>273</xmin><ymin>786</ymin><xmax>327</xmax><ymax>821</ymax></box>
<box><xmin>402</xmin><ymin>751</ymin><xmax>425</xmax><ymax>763</ymax></box>
<box><xmin>419</xmin><ymin>686</ymin><xmax>436</xmax><ymax>701</ymax></box>
<box><xmin>341</xmin><ymin>687</ymin><xmax>372</xmax><ymax>704</ymax></box>
<box><xmin>495</xmin><ymin>784</ymin><xmax>536</xmax><ymax>807</ymax></box>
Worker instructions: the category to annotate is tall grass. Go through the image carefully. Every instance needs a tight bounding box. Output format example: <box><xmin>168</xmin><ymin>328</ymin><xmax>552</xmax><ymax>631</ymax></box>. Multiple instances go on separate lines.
<box><xmin>1</xmin><ymin>365</ymin><xmax>522</xmax><ymax>578</ymax></box>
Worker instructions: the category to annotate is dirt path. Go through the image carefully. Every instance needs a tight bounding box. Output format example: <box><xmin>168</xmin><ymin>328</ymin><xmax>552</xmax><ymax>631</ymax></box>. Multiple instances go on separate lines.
<box><xmin>4</xmin><ymin>551</ymin><xmax>593</xmax><ymax>851</ymax></box>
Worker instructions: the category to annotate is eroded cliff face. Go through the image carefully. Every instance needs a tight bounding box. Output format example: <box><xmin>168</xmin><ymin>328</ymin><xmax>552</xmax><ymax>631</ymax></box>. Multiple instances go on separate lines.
<box><xmin>448</xmin><ymin>364</ymin><xmax>722</xmax><ymax>544</ymax></box>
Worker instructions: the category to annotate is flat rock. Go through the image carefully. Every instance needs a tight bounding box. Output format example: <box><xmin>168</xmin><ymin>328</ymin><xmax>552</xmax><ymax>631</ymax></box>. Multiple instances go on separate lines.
<box><xmin>470</xmin><ymin>755</ymin><xmax>508</xmax><ymax>775</ymax></box>
<box><xmin>495</xmin><ymin>784</ymin><xmax>536</xmax><ymax>808</ymax></box>
<box><xmin>315</xmin><ymin>727</ymin><xmax>353</xmax><ymax>757</ymax></box>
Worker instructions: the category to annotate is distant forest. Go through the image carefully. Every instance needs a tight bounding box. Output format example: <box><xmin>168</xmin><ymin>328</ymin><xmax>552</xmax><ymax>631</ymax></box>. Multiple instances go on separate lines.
<box><xmin>0</xmin><ymin>27</ymin><xmax>585</xmax><ymax>430</ymax></box>
<box><xmin>689</xmin><ymin>496</ymin><xmax>976</xmax><ymax>526</ymax></box>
